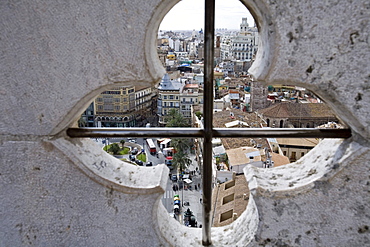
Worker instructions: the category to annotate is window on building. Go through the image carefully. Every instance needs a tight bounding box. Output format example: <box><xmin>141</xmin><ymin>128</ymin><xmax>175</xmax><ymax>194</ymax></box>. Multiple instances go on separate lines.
<box><xmin>291</xmin><ymin>152</ymin><xmax>297</xmax><ymax>160</ymax></box>
<box><xmin>103</xmin><ymin>104</ymin><xmax>113</xmax><ymax>111</ymax></box>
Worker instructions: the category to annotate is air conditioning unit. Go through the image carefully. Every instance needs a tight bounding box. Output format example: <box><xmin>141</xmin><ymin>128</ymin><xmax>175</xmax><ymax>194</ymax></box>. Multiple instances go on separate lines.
<box><xmin>243</xmin><ymin>193</ymin><xmax>249</xmax><ymax>200</ymax></box>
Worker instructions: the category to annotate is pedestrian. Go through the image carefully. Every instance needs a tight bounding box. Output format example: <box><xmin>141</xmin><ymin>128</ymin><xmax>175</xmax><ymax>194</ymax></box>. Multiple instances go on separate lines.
<box><xmin>195</xmin><ymin>185</ymin><xmax>197</xmax><ymax>190</ymax></box>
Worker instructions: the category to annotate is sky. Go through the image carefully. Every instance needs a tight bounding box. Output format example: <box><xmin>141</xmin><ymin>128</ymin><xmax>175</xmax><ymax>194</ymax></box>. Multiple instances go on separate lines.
<box><xmin>159</xmin><ymin>0</ymin><xmax>255</xmax><ymax>31</ymax></box>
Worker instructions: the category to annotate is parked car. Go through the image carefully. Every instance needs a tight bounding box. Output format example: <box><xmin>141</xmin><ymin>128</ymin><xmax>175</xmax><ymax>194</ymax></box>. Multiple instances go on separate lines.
<box><xmin>135</xmin><ymin>160</ymin><xmax>143</xmax><ymax>166</ymax></box>
<box><xmin>128</xmin><ymin>138</ymin><xmax>137</xmax><ymax>143</ymax></box>
<box><xmin>171</xmin><ymin>174</ymin><xmax>177</xmax><ymax>182</ymax></box>
<box><xmin>129</xmin><ymin>155</ymin><xmax>135</xmax><ymax>161</ymax></box>
<box><xmin>131</xmin><ymin>148</ymin><xmax>138</xmax><ymax>155</ymax></box>
<box><xmin>146</xmin><ymin>162</ymin><xmax>153</xmax><ymax>166</ymax></box>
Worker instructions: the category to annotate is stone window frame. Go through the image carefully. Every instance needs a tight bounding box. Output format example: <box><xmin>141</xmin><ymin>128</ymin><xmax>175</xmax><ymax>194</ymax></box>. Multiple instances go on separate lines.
<box><xmin>54</xmin><ymin>0</ymin><xmax>358</xmax><ymax>246</ymax></box>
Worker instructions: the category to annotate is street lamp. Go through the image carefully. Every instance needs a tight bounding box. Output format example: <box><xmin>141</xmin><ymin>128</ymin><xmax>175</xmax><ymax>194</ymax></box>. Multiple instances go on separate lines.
<box><xmin>181</xmin><ymin>178</ymin><xmax>184</xmax><ymax>207</ymax></box>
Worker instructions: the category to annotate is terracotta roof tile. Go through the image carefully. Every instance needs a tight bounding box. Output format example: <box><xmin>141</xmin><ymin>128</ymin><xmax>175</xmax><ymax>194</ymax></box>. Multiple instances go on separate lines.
<box><xmin>258</xmin><ymin>102</ymin><xmax>336</xmax><ymax>119</ymax></box>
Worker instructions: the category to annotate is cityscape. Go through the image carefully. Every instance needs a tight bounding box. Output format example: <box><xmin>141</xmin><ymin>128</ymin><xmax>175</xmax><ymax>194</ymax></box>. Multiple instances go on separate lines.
<box><xmin>79</xmin><ymin>16</ymin><xmax>344</xmax><ymax>228</ymax></box>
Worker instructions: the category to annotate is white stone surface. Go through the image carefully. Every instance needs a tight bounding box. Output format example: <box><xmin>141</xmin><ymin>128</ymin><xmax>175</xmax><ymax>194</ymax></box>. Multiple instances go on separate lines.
<box><xmin>0</xmin><ymin>139</ymin><xmax>165</xmax><ymax>246</ymax></box>
<box><xmin>1</xmin><ymin>0</ymin><xmax>369</xmax><ymax>246</ymax></box>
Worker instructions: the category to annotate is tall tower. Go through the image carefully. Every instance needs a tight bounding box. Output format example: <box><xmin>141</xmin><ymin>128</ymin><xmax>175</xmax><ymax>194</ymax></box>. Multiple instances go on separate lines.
<box><xmin>240</xmin><ymin>17</ymin><xmax>249</xmax><ymax>35</ymax></box>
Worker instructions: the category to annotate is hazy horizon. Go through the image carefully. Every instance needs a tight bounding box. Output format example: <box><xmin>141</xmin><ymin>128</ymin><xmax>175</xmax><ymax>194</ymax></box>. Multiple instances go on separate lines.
<box><xmin>159</xmin><ymin>0</ymin><xmax>255</xmax><ymax>31</ymax></box>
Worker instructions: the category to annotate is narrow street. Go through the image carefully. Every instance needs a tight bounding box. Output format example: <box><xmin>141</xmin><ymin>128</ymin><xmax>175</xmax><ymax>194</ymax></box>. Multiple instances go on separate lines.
<box><xmin>95</xmin><ymin>137</ymin><xmax>203</xmax><ymax>227</ymax></box>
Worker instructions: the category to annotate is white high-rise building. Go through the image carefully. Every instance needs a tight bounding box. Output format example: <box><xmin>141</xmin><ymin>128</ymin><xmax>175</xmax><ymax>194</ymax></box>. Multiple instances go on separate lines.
<box><xmin>174</xmin><ymin>39</ymin><xmax>181</xmax><ymax>52</ymax></box>
<box><xmin>220</xmin><ymin>35</ymin><xmax>233</xmax><ymax>61</ymax></box>
<box><xmin>231</xmin><ymin>17</ymin><xmax>258</xmax><ymax>61</ymax></box>
<box><xmin>168</xmin><ymin>37</ymin><xmax>174</xmax><ymax>49</ymax></box>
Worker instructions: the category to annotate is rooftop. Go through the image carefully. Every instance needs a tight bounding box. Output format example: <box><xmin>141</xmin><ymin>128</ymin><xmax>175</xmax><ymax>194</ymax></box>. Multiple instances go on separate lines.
<box><xmin>213</xmin><ymin>109</ymin><xmax>267</xmax><ymax>150</ymax></box>
<box><xmin>226</xmin><ymin>147</ymin><xmax>262</xmax><ymax>166</ymax></box>
<box><xmin>158</xmin><ymin>74</ymin><xmax>183</xmax><ymax>91</ymax></box>
<box><xmin>258</xmin><ymin>102</ymin><xmax>337</xmax><ymax>119</ymax></box>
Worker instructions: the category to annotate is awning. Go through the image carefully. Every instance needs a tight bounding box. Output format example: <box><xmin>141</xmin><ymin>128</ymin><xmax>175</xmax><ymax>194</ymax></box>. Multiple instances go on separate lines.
<box><xmin>160</xmin><ymin>139</ymin><xmax>171</xmax><ymax>145</ymax></box>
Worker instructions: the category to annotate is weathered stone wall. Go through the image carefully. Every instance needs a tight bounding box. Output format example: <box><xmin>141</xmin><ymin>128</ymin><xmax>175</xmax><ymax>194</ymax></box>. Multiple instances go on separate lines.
<box><xmin>0</xmin><ymin>0</ymin><xmax>369</xmax><ymax>246</ymax></box>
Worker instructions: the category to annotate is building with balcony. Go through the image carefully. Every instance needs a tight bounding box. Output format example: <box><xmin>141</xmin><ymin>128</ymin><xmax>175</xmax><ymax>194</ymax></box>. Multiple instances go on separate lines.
<box><xmin>158</xmin><ymin>74</ymin><xmax>204</xmax><ymax>125</ymax></box>
<box><xmin>93</xmin><ymin>85</ymin><xmax>156</xmax><ymax>127</ymax></box>
<box><xmin>231</xmin><ymin>17</ymin><xmax>258</xmax><ymax>61</ymax></box>
<box><xmin>180</xmin><ymin>83</ymin><xmax>203</xmax><ymax>119</ymax></box>
<box><xmin>94</xmin><ymin>86</ymin><xmax>135</xmax><ymax>127</ymax></box>
<box><xmin>157</xmin><ymin>74</ymin><xmax>182</xmax><ymax>125</ymax></box>
<box><xmin>134</xmin><ymin>86</ymin><xmax>157</xmax><ymax>126</ymax></box>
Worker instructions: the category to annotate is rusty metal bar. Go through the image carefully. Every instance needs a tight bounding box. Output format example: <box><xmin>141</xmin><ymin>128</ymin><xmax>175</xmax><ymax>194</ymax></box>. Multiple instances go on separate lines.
<box><xmin>67</xmin><ymin>127</ymin><xmax>204</xmax><ymax>138</ymax></box>
<box><xmin>203</xmin><ymin>0</ymin><xmax>215</xmax><ymax>244</ymax></box>
<box><xmin>213</xmin><ymin>128</ymin><xmax>352</xmax><ymax>139</ymax></box>
<box><xmin>67</xmin><ymin>127</ymin><xmax>351</xmax><ymax>139</ymax></box>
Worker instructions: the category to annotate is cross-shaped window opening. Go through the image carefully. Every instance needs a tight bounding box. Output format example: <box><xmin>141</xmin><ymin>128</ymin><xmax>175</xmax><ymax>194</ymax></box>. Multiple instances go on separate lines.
<box><xmin>67</xmin><ymin>0</ymin><xmax>351</xmax><ymax>245</ymax></box>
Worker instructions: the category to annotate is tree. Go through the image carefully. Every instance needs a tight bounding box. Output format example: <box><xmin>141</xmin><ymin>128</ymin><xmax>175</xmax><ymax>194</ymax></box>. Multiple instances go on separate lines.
<box><xmin>108</xmin><ymin>143</ymin><xmax>120</xmax><ymax>155</ymax></box>
<box><xmin>195</xmin><ymin>111</ymin><xmax>203</xmax><ymax>120</ymax></box>
<box><xmin>165</xmin><ymin>110</ymin><xmax>193</xmax><ymax>172</ymax></box>
<box><xmin>171</xmin><ymin>138</ymin><xmax>191</xmax><ymax>153</ymax></box>
<box><xmin>120</xmin><ymin>139</ymin><xmax>125</xmax><ymax>148</ymax></box>
<box><xmin>78</xmin><ymin>116</ymin><xmax>87</xmax><ymax>127</ymax></box>
<box><xmin>166</xmin><ymin>109</ymin><xmax>190</xmax><ymax>127</ymax></box>
<box><xmin>172</xmin><ymin>151</ymin><xmax>192</xmax><ymax>174</ymax></box>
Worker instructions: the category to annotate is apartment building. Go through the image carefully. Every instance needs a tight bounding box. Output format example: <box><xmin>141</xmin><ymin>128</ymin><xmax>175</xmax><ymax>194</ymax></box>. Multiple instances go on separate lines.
<box><xmin>180</xmin><ymin>83</ymin><xmax>203</xmax><ymax>118</ymax></box>
<box><xmin>231</xmin><ymin>17</ymin><xmax>258</xmax><ymax>61</ymax></box>
<box><xmin>157</xmin><ymin>74</ymin><xmax>204</xmax><ymax>125</ymax></box>
<box><xmin>157</xmin><ymin>74</ymin><xmax>182</xmax><ymax>125</ymax></box>
<box><xmin>93</xmin><ymin>85</ymin><xmax>156</xmax><ymax>127</ymax></box>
